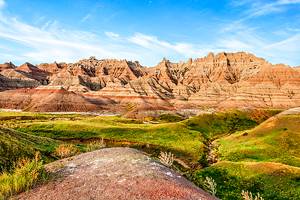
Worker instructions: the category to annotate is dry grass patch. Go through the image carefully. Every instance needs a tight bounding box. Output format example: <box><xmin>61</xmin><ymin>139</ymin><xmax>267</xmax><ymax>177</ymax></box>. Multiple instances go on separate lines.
<box><xmin>203</xmin><ymin>176</ymin><xmax>217</xmax><ymax>196</ymax></box>
<box><xmin>242</xmin><ymin>190</ymin><xmax>264</xmax><ymax>200</ymax></box>
<box><xmin>86</xmin><ymin>138</ymin><xmax>106</xmax><ymax>152</ymax></box>
<box><xmin>0</xmin><ymin>153</ymin><xmax>46</xmax><ymax>199</ymax></box>
<box><xmin>54</xmin><ymin>144</ymin><xmax>79</xmax><ymax>159</ymax></box>
<box><xmin>159</xmin><ymin>151</ymin><xmax>174</xmax><ymax>167</ymax></box>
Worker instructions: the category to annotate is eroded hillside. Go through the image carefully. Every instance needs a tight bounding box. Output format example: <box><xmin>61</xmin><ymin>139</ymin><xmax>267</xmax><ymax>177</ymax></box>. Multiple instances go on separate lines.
<box><xmin>0</xmin><ymin>52</ymin><xmax>299</xmax><ymax>112</ymax></box>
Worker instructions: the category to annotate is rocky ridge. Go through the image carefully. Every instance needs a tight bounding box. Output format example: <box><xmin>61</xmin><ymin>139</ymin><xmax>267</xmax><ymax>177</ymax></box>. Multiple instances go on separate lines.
<box><xmin>0</xmin><ymin>52</ymin><xmax>299</xmax><ymax>112</ymax></box>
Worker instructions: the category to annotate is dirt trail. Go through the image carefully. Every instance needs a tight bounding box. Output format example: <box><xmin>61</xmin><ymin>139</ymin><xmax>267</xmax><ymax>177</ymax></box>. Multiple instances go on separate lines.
<box><xmin>16</xmin><ymin>148</ymin><xmax>217</xmax><ymax>200</ymax></box>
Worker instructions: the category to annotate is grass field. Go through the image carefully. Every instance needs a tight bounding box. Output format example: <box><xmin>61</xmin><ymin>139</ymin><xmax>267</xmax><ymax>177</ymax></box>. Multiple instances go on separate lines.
<box><xmin>1</xmin><ymin>109</ymin><xmax>299</xmax><ymax>200</ymax></box>
<box><xmin>14</xmin><ymin>116</ymin><xmax>205</xmax><ymax>163</ymax></box>
<box><xmin>8</xmin><ymin>110</ymin><xmax>274</xmax><ymax>164</ymax></box>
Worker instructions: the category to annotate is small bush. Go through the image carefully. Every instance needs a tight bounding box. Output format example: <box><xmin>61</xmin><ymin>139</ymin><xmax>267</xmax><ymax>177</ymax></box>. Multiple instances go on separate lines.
<box><xmin>86</xmin><ymin>138</ymin><xmax>106</xmax><ymax>152</ymax></box>
<box><xmin>242</xmin><ymin>190</ymin><xmax>264</xmax><ymax>200</ymax></box>
<box><xmin>54</xmin><ymin>144</ymin><xmax>78</xmax><ymax>159</ymax></box>
<box><xmin>0</xmin><ymin>152</ymin><xmax>46</xmax><ymax>199</ymax></box>
<box><xmin>159</xmin><ymin>151</ymin><xmax>174</xmax><ymax>167</ymax></box>
<box><xmin>203</xmin><ymin>176</ymin><xmax>217</xmax><ymax>196</ymax></box>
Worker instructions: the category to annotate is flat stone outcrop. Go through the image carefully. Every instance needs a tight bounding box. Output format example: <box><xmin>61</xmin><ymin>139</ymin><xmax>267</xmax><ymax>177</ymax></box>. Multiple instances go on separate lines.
<box><xmin>16</xmin><ymin>148</ymin><xmax>217</xmax><ymax>200</ymax></box>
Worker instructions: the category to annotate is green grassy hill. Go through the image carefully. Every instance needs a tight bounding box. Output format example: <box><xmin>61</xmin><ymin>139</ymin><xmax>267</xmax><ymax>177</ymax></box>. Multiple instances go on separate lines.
<box><xmin>218</xmin><ymin>114</ymin><xmax>300</xmax><ymax>167</ymax></box>
<box><xmin>183</xmin><ymin>109</ymin><xmax>280</xmax><ymax>139</ymax></box>
<box><xmin>0</xmin><ymin>127</ymin><xmax>59</xmax><ymax>172</ymax></box>
<box><xmin>191</xmin><ymin>112</ymin><xmax>300</xmax><ymax>200</ymax></box>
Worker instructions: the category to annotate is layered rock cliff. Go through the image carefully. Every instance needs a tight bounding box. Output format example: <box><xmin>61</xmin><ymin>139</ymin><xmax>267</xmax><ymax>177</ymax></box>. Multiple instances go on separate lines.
<box><xmin>0</xmin><ymin>52</ymin><xmax>299</xmax><ymax>112</ymax></box>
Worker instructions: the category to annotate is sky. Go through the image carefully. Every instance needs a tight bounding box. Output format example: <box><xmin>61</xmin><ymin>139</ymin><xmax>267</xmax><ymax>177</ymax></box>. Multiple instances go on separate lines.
<box><xmin>0</xmin><ymin>0</ymin><xmax>300</xmax><ymax>66</ymax></box>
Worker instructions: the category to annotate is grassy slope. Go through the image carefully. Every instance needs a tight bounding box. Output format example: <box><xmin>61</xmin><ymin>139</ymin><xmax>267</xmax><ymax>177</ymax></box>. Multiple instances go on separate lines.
<box><xmin>218</xmin><ymin>114</ymin><xmax>300</xmax><ymax>167</ymax></box>
<box><xmin>191</xmin><ymin>161</ymin><xmax>300</xmax><ymax>200</ymax></box>
<box><xmin>0</xmin><ymin>127</ymin><xmax>59</xmax><ymax>172</ymax></box>
<box><xmin>183</xmin><ymin>109</ymin><xmax>280</xmax><ymax>139</ymax></box>
<box><xmin>191</xmin><ymin>113</ymin><xmax>300</xmax><ymax>200</ymax></box>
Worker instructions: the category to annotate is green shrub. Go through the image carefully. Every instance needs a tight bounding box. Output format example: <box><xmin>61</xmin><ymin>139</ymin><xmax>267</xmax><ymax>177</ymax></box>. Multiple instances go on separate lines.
<box><xmin>158</xmin><ymin>114</ymin><xmax>183</xmax><ymax>122</ymax></box>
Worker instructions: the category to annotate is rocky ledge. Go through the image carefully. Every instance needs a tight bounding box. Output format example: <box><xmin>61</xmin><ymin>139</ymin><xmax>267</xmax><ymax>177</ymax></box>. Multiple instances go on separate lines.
<box><xmin>16</xmin><ymin>148</ymin><xmax>217</xmax><ymax>200</ymax></box>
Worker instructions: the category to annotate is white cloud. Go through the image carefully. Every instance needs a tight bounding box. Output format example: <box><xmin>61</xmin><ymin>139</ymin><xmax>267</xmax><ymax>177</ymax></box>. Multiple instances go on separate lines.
<box><xmin>0</xmin><ymin>14</ymin><xmax>209</xmax><ymax>66</ymax></box>
<box><xmin>126</xmin><ymin>30</ymin><xmax>300</xmax><ymax>66</ymax></box>
<box><xmin>278</xmin><ymin>0</ymin><xmax>300</xmax><ymax>5</ymax></box>
<box><xmin>216</xmin><ymin>19</ymin><xmax>300</xmax><ymax>65</ymax></box>
<box><xmin>0</xmin><ymin>0</ymin><xmax>5</xmax><ymax>9</ymax></box>
<box><xmin>0</xmin><ymin>13</ymin><xmax>141</xmax><ymax>64</ymax></box>
<box><xmin>262</xmin><ymin>34</ymin><xmax>300</xmax><ymax>65</ymax></box>
<box><xmin>105</xmin><ymin>32</ymin><xmax>120</xmax><ymax>40</ymax></box>
<box><xmin>231</xmin><ymin>0</ymin><xmax>300</xmax><ymax>18</ymax></box>
<box><xmin>265</xmin><ymin>34</ymin><xmax>300</xmax><ymax>52</ymax></box>
<box><xmin>80</xmin><ymin>14</ymin><xmax>91</xmax><ymax>23</ymax></box>
<box><xmin>128</xmin><ymin>33</ymin><xmax>204</xmax><ymax>58</ymax></box>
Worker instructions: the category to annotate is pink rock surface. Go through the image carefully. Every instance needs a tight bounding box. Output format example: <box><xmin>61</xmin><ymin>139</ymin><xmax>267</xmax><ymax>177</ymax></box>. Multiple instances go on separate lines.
<box><xmin>17</xmin><ymin>148</ymin><xmax>217</xmax><ymax>200</ymax></box>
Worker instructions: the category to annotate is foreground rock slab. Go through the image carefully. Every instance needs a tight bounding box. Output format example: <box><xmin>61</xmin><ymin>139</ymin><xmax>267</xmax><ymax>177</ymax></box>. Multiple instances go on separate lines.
<box><xmin>17</xmin><ymin>148</ymin><xmax>216</xmax><ymax>200</ymax></box>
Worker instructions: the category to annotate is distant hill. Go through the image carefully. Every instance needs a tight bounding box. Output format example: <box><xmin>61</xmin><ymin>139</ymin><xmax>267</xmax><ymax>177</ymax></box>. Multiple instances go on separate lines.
<box><xmin>0</xmin><ymin>52</ymin><xmax>299</xmax><ymax>112</ymax></box>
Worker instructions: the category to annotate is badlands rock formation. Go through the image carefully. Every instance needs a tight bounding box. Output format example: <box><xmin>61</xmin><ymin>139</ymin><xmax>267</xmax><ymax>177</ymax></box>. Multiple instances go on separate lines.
<box><xmin>0</xmin><ymin>52</ymin><xmax>299</xmax><ymax>112</ymax></box>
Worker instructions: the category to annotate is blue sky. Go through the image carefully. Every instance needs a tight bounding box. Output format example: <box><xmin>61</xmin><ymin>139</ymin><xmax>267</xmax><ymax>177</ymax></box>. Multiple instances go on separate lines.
<box><xmin>0</xmin><ymin>0</ymin><xmax>300</xmax><ymax>66</ymax></box>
